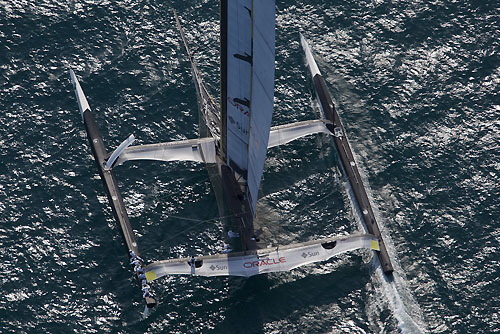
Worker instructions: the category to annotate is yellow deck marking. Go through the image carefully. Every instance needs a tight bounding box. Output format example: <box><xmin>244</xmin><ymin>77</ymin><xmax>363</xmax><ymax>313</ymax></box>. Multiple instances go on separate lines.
<box><xmin>145</xmin><ymin>270</ymin><xmax>157</xmax><ymax>282</ymax></box>
<box><xmin>371</xmin><ymin>240</ymin><xmax>380</xmax><ymax>251</ymax></box>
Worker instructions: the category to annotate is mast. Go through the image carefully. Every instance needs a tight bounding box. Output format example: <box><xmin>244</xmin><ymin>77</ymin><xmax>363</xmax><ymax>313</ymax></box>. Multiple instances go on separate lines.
<box><xmin>220</xmin><ymin>1</ymin><xmax>228</xmax><ymax>162</ymax></box>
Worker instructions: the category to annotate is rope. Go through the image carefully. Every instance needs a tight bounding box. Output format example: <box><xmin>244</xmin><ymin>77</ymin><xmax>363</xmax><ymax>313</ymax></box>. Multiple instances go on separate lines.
<box><xmin>285</xmin><ymin>188</ymin><xmax>337</xmax><ymax>225</ymax></box>
<box><xmin>137</xmin><ymin>209</ymin><xmax>252</xmax><ymax>255</ymax></box>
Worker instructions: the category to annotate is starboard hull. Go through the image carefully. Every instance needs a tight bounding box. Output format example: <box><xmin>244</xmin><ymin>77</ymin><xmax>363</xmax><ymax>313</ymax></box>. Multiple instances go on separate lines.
<box><xmin>301</xmin><ymin>35</ymin><xmax>394</xmax><ymax>276</ymax></box>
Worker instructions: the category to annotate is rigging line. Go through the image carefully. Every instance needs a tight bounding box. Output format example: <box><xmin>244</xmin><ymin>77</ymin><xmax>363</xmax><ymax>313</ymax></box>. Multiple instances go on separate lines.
<box><xmin>287</xmin><ymin>188</ymin><xmax>338</xmax><ymax>223</ymax></box>
<box><xmin>156</xmin><ymin>218</ymin><xmax>214</xmax><ymax>244</ymax></box>
<box><xmin>131</xmin><ymin>187</ymin><xmax>335</xmax><ymax>258</ymax></box>
<box><xmin>136</xmin><ymin>218</ymin><xmax>214</xmax><ymax>255</ymax></box>
<box><xmin>168</xmin><ymin>215</ymin><xmax>210</xmax><ymax>223</ymax></box>
<box><xmin>136</xmin><ymin>209</ymin><xmax>254</xmax><ymax>255</ymax></box>
<box><xmin>169</xmin><ymin>209</ymin><xmax>252</xmax><ymax>224</ymax></box>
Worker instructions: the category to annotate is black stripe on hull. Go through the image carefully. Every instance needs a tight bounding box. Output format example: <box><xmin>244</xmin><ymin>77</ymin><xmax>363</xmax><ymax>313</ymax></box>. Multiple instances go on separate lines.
<box><xmin>312</xmin><ymin>74</ymin><xmax>394</xmax><ymax>276</ymax></box>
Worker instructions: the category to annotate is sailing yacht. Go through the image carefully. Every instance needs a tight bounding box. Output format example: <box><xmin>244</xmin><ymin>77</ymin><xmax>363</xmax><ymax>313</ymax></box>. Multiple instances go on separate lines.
<box><xmin>70</xmin><ymin>1</ymin><xmax>389</xmax><ymax>311</ymax></box>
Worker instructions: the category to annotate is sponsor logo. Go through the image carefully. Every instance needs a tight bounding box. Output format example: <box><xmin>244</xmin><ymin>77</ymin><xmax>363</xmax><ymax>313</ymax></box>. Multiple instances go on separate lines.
<box><xmin>227</xmin><ymin>114</ymin><xmax>249</xmax><ymax>136</ymax></box>
<box><xmin>209</xmin><ymin>264</ymin><xmax>227</xmax><ymax>271</ymax></box>
<box><xmin>228</xmin><ymin>97</ymin><xmax>249</xmax><ymax>116</ymax></box>
<box><xmin>243</xmin><ymin>257</ymin><xmax>286</xmax><ymax>268</ymax></box>
<box><xmin>302</xmin><ymin>251</ymin><xmax>320</xmax><ymax>258</ymax></box>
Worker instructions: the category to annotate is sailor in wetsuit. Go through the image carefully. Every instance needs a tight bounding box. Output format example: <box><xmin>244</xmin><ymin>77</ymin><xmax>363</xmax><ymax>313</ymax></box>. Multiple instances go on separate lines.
<box><xmin>222</xmin><ymin>244</ymin><xmax>232</xmax><ymax>253</ymax></box>
<box><xmin>187</xmin><ymin>256</ymin><xmax>196</xmax><ymax>268</ymax></box>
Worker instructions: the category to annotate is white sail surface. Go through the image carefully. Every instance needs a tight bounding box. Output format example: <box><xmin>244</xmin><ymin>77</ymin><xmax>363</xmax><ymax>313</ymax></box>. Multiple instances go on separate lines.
<box><xmin>144</xmin><ymin>234</ymin><xmax>380</xmax><ymax>280</ymax></box>
<box><xmin>221</xmin><ymin>0</ymin><xmax>276</xmax><ymax>215</ymax></box>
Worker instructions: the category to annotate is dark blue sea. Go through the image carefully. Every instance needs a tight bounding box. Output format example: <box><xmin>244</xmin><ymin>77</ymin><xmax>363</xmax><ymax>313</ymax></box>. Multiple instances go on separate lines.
<box><xmin>1</xmin><ymin>1</ymin><xmax>499</xmax><ymax>333</ymax></box>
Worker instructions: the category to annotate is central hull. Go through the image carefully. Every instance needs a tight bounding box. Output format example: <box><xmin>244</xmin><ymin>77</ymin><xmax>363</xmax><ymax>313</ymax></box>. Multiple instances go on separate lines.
<box><xmin>194</xmin><ymin>67</ymin><xmax>263</xmax><ymax>252</ymax></box>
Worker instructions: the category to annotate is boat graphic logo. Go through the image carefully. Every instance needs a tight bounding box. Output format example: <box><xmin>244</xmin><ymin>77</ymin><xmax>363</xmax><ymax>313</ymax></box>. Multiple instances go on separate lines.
<box><xmin>301</xmin><ymin>251</ymin><xmax>320</xmax><ymax>258</ymax></box>
<box><xmin>243</xmin><ymin>257</ymin><xmax>286</xmax><ymax>268</ymax></box>
<box><xmin>209</xmin><ymin>264</ymin><xmax>228</xmax><ymax>271</ymax></box>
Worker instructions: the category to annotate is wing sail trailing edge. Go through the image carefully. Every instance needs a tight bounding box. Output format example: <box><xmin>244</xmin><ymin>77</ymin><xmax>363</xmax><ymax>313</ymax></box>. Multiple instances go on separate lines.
<box><xmin>144</xmin><ymin>234</ymin><xmax>379</xmax><ymax>281</ymax></box>
<box><xmin>221</xmin><ymin>0</ymin><xmax>276</xmax><ymax>215</ymax></box>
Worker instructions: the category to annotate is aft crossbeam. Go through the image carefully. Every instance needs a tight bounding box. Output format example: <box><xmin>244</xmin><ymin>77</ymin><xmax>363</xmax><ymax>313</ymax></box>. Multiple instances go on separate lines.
<box><xmin>145</xmin><ymin>234</ymin><xmax>379</xmax><ymax>281</ymax></box>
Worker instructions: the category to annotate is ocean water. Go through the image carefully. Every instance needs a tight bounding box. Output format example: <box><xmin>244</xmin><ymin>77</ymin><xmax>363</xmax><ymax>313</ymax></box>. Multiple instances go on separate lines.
<box><xmin>1</xmin><ymin>0</ymin><xmax>499</xmax><ymax>333</ymax></box>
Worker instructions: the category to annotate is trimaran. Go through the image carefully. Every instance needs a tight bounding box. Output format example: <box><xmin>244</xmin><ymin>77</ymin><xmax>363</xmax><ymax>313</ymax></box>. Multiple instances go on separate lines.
<box><xmin>70</xmin><ymin>2</ymin><xmax>393</xmax><ymax>313</ymax></box>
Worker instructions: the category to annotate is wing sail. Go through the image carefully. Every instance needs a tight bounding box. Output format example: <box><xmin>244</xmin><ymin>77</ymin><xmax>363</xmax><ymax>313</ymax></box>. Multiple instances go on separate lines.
<box><xmin>221</xmin><ymin>0</ymin><xmax>276</xmax><ymax>215</ymax></box>
<box><xmin>246</xmin><ymin>0</ymin><xmax>276</xmax><ymax>213</ymax></box>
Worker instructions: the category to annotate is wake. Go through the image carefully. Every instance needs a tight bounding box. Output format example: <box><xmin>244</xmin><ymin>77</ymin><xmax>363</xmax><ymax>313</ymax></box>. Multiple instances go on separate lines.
<box><xmin>345</xmin><ymin>166</ymin><xmax>427</xmax><ymax>333</ymax></box>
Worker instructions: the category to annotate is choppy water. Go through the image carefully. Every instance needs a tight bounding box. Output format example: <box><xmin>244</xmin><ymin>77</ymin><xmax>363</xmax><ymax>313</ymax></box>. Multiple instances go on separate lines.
<box><xmin>1</xmin><ymin>1</ymin><xmax>499</xmax><ymax>333</ymax></box>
